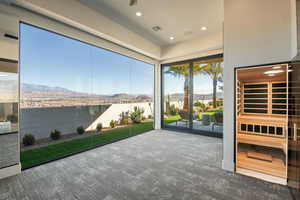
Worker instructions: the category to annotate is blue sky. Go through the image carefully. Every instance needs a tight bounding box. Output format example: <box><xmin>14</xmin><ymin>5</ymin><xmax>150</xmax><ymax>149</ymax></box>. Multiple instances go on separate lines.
<box><xmin>20</xmin><ymin>23</ymin><xmax>154</xmax><ymax>95</ymax></box>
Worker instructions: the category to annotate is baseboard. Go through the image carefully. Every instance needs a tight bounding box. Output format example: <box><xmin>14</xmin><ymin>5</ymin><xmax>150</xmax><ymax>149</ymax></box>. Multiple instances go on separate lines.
<box><xmin>236</xmin><ymin>168</ymin><xmax>287</xmax><ymax>185</ymax></box>
<box><xmin>0</xmin><ymin>163</ymin><xmax>21</xmax><ymax>180</ymax></box>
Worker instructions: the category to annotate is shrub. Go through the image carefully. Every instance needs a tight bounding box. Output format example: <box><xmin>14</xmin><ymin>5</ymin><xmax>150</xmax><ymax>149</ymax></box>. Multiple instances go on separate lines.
<box><xmin>214</xmin><ymin>112</ymin><xmax>223</xmax><ymax>123</ymax></box>
<box><xmin>110</xmin><ymin>120</ymin><xmax>117</xmax><ymax>128</ymax></box>
<box><xmin>148</xmin><ymin>114</ymin><xmax>153</xmax><ymax>119</ymax></box>
<box><xmin>130</xmin><ymin>106</ymin><xmax>145</xmax><ymax>124</ymax></box>
<box><xmin>119</xmin><ymin>112</ymin><xmax>129</xmax><ymax>125</ymax></box>
<box><xmin>122</xmin><ymin>119</ymin><xmax>129</xmax><ymax>125</ymax></box>
<box><xmin>208</xmin><ymin>100</ymin><xmax>223</xmax><ymax>107</ymax></box>
<box><xmin>22</xmin><ymin>134</ymin><xmax>35</xmax><ymax>146</ymax></box>
<box><xmin>194</xmin><ymin>101</ymin><xmax>204</xmax><ymax>107</ymax></box>
<box><xmin>169</xmin><ymin>104</ymin><xmax>178</xmax><ymax>116</ymax></box>
<box><xmin>77</xmin><ymin>126</ymin><xmax>85</xmax><ymax>135</ymax></box>
<box><xmin>96</xmin><ymin>123</ymin><xmax>103</xmax><ymax>132</ymax></box>
<box><xmin>194</xmin><ymin>101</ymin><xmax>209</xmax><ymax>112</ymax></box>
<box><xmin>7</xmin><ymin>114</ymin><xmax>18</xmax><ymax>123</ymax></box>
<box><xmin>178</xmin><ymin>110</ymin><xmax>189</xmax><ymax>120</ymax></box>
<box><xmin>50</xmin><ymin>129</ymin><xmax>61</xmax><ymax>140</ymax></box>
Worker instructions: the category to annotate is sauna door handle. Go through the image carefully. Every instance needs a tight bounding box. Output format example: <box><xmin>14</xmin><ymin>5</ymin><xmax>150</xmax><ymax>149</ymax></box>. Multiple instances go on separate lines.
<box><xmin>294</xmin><ymin>123</ymin><xmax>298</xmax><ymax>141</ymax></box>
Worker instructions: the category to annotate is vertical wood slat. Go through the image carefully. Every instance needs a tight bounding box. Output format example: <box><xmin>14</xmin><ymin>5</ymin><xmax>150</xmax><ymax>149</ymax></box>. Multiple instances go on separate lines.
<box><xmin>268</xmin><ymin>82</ymin><xmax>272</xmax><ymax>114</ymax></box>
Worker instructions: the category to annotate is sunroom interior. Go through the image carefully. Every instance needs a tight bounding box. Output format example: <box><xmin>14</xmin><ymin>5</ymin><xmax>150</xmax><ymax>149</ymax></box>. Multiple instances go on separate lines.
<box><xmin>0</xmin><ymin>0</ymin><xmax>300</xmax><ymax>200</ymax></box>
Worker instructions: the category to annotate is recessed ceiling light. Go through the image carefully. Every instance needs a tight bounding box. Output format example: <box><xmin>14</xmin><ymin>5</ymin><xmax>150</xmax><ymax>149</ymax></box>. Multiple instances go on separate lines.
<box><xmin>170</xmin><ymin>36</ymin><xmax>174</xmax><ymax>40</ymax></box>
<box><xmin>201</xmin><ymin>26</ymin><xmax>207</xmax><ymax>31</ymax></box>
<box><xmin>136</xmin><ymin>12</ymin><xmax>142</xmax><ymax>16</ymax></box>
<box><xmin>264</xmin><ymin>70</ymin><xmax>284</xmax><ymax>75</ymax></box>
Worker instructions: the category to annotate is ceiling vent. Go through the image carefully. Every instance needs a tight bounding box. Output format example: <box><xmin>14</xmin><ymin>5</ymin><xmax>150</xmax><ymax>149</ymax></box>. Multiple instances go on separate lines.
<box><xmin>152</xmin><ymin>26</ymin><xmax>162</xmax><ymax>32</ymax></box>
<box><xmin>129</xmin><ymin>0</ymin><xmax>138</xmax><ymax>6</ymax></box>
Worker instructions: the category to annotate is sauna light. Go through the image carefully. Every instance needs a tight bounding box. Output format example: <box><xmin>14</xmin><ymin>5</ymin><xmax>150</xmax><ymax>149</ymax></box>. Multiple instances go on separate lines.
<box><xmin>272</xmin><ymin>66</ymin><xmax>281</xmax><ymax>69</ymax></box>
<box><xmin>264</xmin><ymin>70</ymin><xmax>284</xmax><ymax>75</ymax></box>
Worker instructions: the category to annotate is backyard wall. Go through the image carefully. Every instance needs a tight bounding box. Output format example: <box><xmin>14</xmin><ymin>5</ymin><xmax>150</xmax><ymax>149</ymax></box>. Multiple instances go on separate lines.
<box><xmin>20</xmin><ymin>102</ymin><xmax>154</xmax><ymax>140</ymax></box>
<box><xmin>20</xmin><ymin>105</ymin><xmax>110</xmax><ymax>140</ymax></box>
<box><xmin>223</xmin><ymin>0</ymin><xmax>296</xmax><ymax>171</ymax></box>
<box><xmin>86</xmin><ymin>102</ymin><xmax>154</xmax><ymax>130</ymax></box>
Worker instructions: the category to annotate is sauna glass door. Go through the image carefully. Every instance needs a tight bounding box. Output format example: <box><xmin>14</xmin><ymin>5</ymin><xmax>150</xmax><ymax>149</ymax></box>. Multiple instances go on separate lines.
<box><xmin>288</xmin><ymin>63</ymin><xmax>300</xmax><ymax>199</ymax></box>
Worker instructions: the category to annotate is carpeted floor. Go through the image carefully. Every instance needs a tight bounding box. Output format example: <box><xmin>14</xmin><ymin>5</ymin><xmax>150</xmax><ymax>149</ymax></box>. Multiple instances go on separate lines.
<box><xmin>0</xmin><ymin>130</ymin><xmax>292</xmax><ymax>200</ymax></box>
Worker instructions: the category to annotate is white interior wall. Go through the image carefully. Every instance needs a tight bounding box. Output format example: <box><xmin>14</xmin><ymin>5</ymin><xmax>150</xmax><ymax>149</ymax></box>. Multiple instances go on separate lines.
<box><xmin>0</xmin><ymin>12</ymin><xmax>18</xmax><ymax>60</ymax></box>
<box><xmin>223</xmin><ymin>0</ymin><xmax>296</xmax><ymax>171</ymax></box>
<box><xmin>291</xmin><ymin>0</ymin><xmax>298</xmax><ymax>58</ymax></box>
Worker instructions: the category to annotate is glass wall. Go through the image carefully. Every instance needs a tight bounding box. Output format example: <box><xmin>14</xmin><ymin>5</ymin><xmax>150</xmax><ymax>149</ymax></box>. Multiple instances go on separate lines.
<box><xmin>20</xmin><ymin>23</ymin><xmax>154</xmax><ymax>169</ymax></box>
<box><xmin>163</xmin><ymin>62</ymin><xmax>191</xmax><ymax>129</ymax></box>
<box><xmin>162</xmin><ymin>56</ymin><xmax>223</xmax><ymax>137</ymax></box>
<box><xmin>0</xmin><ymin>59</ymin><xmax>19</xmax><ymax>169</ymax></box>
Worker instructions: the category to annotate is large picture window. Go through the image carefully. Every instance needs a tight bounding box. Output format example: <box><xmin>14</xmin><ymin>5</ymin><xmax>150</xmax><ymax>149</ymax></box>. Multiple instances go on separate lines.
<box><xmin>20</xmin><ymin>23</ymin><xmax>154</xmax><ymax>169</ymax></box>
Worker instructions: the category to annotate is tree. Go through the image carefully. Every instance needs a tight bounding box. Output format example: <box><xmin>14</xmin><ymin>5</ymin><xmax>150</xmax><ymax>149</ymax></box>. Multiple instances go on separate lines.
<box><xmin>166</xmin><ymin>65</ymin><xmax>202</xmax><ymax>111</ymax></box>
<box><xmin>165</xmin><ymin>61</ymin><xmax>223</xmax><ymax>110</ymax></box>
<box><xmin>198</xmin><ymin>62</ymin><xmax>223</xmax><ymax>108</ymax></box>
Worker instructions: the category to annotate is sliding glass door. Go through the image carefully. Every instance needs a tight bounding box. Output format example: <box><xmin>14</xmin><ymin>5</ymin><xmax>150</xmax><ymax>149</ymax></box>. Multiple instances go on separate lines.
<box><xmin>162</xmin><ymin>56</ymin><xmax>223</xmax><ymax>137</ymax></box>
<box><xmin>162</xmin><ymin>62</ymin><xmax>192</xmax><ymax>129</ymax></box>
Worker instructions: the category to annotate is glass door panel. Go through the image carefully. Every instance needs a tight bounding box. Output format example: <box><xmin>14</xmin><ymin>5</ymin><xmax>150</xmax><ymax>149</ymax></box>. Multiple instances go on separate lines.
<box><xmin>0</xmin><ymin>59</ymin><xmax>19</xmax><ymax>169</ymax></box>
<box><xmin>163</xmin><ymin>63</ymin><xmax>191</xmax><ymax>129</ymax></box>
<box><xmin>288</xmin><ymin>63</ymin><xmax>300</xmax><ymax>200</ymax></box>
<box><xmin>192</xmin><ymin>58</ymin><xmax>223</xmax><ymax>136</ymax></box>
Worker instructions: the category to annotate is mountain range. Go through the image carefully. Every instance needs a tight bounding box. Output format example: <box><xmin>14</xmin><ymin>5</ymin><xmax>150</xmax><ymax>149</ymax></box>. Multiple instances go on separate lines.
<box><xmin>21</xmin><ymin>83</ymin><xmax>152</xmax><ymax>100</ymax></box>
<box><xmin>1</xmin><ymin>81</ymin><xmax>221</xmax><ymax>101</ymax></box>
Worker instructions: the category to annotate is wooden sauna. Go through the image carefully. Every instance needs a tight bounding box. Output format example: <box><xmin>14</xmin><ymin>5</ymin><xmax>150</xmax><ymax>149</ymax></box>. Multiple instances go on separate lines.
<box><xmin>236</xmin><ymin>64</ymin><xmax>288</xmax><ymax>185</ymax></box>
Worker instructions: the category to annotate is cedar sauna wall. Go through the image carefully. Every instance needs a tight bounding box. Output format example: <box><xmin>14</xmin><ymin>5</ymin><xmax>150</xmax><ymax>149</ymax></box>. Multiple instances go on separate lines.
<box><xmin>236</xmin><ymin>64</ymin><xmax>288</xmax><ymax>185</ymax></box>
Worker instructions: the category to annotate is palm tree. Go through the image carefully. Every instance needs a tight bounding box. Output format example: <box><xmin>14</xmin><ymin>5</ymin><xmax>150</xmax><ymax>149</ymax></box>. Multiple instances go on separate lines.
<box><xmin>198</xmin><ymin>62</ymin><xmax>223</xmax><ymax>108</ymax></box>
<box><xmin>166</xmin><ymin>64</ymin><xmax>202</xmax><ymax>111</ymax></box>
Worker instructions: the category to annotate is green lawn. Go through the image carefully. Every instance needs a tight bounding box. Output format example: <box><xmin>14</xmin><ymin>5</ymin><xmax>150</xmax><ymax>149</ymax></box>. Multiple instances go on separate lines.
<box><xmin>21</xmin><ymin>122</ymin><xmax>154</xmax><ymax>169</ymax></box>
<box><xmin>165</xmin><ymin>108</ymin><xmax>223</xmax><ymax>123</ymax></box>
<box><xmin>198</xmin><ymin>112</ymin><xmax>217</xmax><ymax>121</ymax></box>
<box><xmin>164</xmin><ymin>115</ymin><xmax>181</xmax><ymax>124</ymax></box>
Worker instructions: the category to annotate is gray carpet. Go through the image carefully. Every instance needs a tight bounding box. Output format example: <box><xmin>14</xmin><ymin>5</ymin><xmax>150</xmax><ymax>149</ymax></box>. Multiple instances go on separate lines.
<box><xmin>0</xmin><ymin>130</ymin><xmax>292</xmax><ymax>200</ymax></box>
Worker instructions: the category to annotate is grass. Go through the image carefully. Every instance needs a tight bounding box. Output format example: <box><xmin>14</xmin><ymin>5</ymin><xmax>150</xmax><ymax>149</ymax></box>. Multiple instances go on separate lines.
<box><xmin>21</xmin><ymin>122</ymin><xmax>154</xmax><ymax>169</ymax></box>
<box><xmin>164</xmin><ymin>115</ymin><xmax>181</xmax><ymax>124</ymax></box>
<box><xmin>164</xmin><ymin>107</ymin><xmax>223</xmax><ymax>123</ymax></box>
<box><xmin>198</xmin><ymin>112</ymin><xmax>217</xmax><ymax>121</ymax></box>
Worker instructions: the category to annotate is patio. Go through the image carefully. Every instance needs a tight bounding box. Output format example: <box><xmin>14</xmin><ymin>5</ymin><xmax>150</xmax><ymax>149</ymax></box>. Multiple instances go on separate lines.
<box><xmin>168</xmin><ymin>120</ymin><xmax>223</xmax><ymax>135</ymax></box>
<box><xmin>0</xmin><ymin>130</ymin><xmax>291</xmax><ymax>200</ymax></box>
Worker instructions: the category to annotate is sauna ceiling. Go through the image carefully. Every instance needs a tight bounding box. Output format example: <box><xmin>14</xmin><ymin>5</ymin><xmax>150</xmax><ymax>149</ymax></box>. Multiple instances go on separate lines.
<box><xmin>237</xmin><ymin>65</ymin><xmax>287</xmax><ymax>83</ymax></box>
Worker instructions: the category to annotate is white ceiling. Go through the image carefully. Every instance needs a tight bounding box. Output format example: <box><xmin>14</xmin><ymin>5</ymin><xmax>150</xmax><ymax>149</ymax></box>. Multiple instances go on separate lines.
<box><xmin>79</xmin><ymin>0</ymin><xmax>224</xmax><ymax>47</ymax></box>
